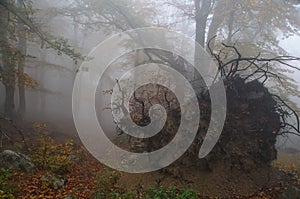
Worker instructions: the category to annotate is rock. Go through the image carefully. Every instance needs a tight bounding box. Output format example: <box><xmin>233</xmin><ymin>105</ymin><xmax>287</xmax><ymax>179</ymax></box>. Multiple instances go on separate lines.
<box><xmin>41</xmin><ymin>173</ymin><xmax>65</xmax><ymax>190</ymax></box>
<box><xmin>281</xmin><ymin>186</ymin><xmax>300</xmax><ymax>199</ymax></box>
<box><xmin>0</xmin><ymin>150</ymin><xmax>35</xmax><ymax>172</ymax></box>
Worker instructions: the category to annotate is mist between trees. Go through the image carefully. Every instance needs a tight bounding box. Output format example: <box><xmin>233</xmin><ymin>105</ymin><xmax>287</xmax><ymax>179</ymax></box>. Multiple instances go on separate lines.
<box><xmin>1</xmin><ymin>0</ymin><xmax>300</xmax><ymax>148</ymax></box>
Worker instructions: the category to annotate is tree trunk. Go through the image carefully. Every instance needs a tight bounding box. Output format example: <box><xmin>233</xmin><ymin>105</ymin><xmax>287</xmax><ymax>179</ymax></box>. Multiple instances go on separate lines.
<box><xmin>206</xmin><ymin>1</ymin><xmax>226</xmax><ymax>51</ymax></box>
<box><xmin>15</xmin><ymin>0</ymin><xmax>27</xmax><ymax>119</ymax></box>
<box><xmin>226</xmin><ymin>2</ymin><xmax>236</xmax><ymax>44</ymax></box>
<box><xmin>4</xmin><ymin>85</ymin><xmax>15</xmax><ymax>118</ymax></box>
<box><xmin>17</xmin><ymin>35</ymin><xmax>26</xmax><ymax>119</ymax></box>
<box><xmin>194</xmin><ymin>0</ymin><xmax>212</xmax><ymax>48</ymax></box>
<box><xmin>0</xmin><ymin>6</ymin><xmax>16</xmax><ymax>119</ymax></box>
<box><xmin>193</xmin><ymin>0</ymin><xmax>212</xmax><ymax>93</ymax></box>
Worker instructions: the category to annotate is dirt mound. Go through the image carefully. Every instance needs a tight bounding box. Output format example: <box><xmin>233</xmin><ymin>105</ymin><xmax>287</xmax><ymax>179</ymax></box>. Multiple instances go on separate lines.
<box><xmin>202</xmin><ymin>77</ymin><xmax>280</xmax><ymax>171</ymax></box>
<box><xmin>127</xmin><ymin>77</ymin><xmax>280</xmax><ymax>172</ymax></box>
<box><xmin>116</xmin><ymin>76</ymin><xmax>289</xmax><ymax>195</ymax></box>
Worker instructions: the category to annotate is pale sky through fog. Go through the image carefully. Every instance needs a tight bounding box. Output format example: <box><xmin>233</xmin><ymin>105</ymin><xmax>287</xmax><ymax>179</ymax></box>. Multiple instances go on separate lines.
<box><xmin>280</xmin><ymin>34</ymin><xmax>300</xmax><ymax>104</ymax></box>
<box><xmin>280</xmin><ymin>35</ymin><xmax>300</xmax><ymax>84</ymax></box>
<box><xmin>277</xmin><ymin>35</ymin><xmax>300</xmax><ymax>149</ymax></box>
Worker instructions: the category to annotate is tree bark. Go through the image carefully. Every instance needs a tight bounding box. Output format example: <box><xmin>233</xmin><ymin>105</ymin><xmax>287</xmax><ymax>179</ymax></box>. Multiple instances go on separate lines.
<box><xmin>194</xmin><ymin>0</ymin><xmax>212</xmax><ymax>48</ymax></box>
<box><xmin>17</xmin><ymin>0</ymin><xmax>27</xmax><ymax>119</ymax></box>
<box><xmin>0</xmin><ymin>6</ymin><xmax>16</xmax><ymax>119</ymax></box>
<box><xmin>226</xmin><ymin>2</ymin><xmax>236</xmax><ymax>44</ymax></box>
<box><xmin>206</xmin><ymin>0</ymin><xmax>226</xmax><ymax>51</ymax></box>
<box><xmin>17</xmin><ymin>33</ymin><xmax>26</xmax><ymax>119</ymax></box>
<box><xmin>193</xmin><ymin>0</ymin><xmax>212</xmax><ymax>93</ymax></box>
<box><xmin>4</xmin><ymin>85</ymin><xmax>15</xmax><ymax>118</ymax></box>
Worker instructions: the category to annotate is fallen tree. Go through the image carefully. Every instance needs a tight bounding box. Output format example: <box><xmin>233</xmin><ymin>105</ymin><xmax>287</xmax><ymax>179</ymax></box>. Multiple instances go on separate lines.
<box><xmin>111</xmin><ymin>43</ymin><xmax>300</xmax><ymax>194</ymax></box>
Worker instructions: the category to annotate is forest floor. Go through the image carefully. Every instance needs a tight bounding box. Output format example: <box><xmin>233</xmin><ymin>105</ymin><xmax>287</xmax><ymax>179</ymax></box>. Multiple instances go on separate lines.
<box><xmin>0</xmin><ymin>119</ymin><xmax>299</xmax><ymax>198</ymax></box>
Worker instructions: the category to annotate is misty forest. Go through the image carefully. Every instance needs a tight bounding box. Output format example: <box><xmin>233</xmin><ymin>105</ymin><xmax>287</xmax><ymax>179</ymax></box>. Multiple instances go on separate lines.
<box><xmin>1</xmin><ymin>0</ymin><xmax>300</xmax><ymax>198</ymax></box>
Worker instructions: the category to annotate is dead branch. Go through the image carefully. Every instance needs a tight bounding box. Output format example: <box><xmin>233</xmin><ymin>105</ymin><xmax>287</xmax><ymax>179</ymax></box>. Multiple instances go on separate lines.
<box><xmin>208</xmin><ymin>38</ymin><xmax>300</xmax><ymax>137</ymax></box>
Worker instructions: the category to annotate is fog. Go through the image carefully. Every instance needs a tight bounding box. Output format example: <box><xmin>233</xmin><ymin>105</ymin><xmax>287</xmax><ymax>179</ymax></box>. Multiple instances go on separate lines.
<box><xmin>1</xmin><ymin>0</ymin><xmax>300</xmax><ymax>149</ymax></box>
<box><xmin>278</xmin><ymin>35</ymin><xmax>300</xmax><ymax>149</ymax></box>
<box><xmin>0</xmin><ymin>0</ymin><xmax>106</xmax><ymax>135</ymax></box>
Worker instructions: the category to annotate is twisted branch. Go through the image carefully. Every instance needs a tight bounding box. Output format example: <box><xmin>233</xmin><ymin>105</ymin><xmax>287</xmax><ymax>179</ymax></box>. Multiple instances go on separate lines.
<box><xmin>208</xmin><ymin>38</ymin><xmax>300</xmax><ymax>136</ymax></box>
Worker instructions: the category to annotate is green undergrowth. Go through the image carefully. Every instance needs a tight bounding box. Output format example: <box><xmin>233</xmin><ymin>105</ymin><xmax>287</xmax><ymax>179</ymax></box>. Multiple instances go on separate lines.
<box><xmin>92</xmin><ymin>169</ymin><xmax>198</xmax><ymax>199</ymax></box>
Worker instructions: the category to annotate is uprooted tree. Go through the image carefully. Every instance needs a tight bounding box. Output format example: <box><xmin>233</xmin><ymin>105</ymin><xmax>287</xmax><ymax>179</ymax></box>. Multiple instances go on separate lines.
<box><xmin>111</xmin><ymin>42</ymin><xmax>300</xmax><ymax>177</ymax></box>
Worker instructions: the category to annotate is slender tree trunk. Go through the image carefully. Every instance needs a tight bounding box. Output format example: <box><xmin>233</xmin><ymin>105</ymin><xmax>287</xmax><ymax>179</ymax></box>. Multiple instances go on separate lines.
<box><xmin>2</xmin><ymin>52</ymin><xmax>16</xmax><ymax>119</ymax></box>
<box><xmin>0</xmin><ymin>6</ymin><xmax>16</xmax><ymax>119</ymax></box>
<box><xmin>194</xmin><ymin>0</ymin><xmax>211</xmax><ymax>48</ymax></box>
<box><xmin>193</xmin><ymin>0</ymin><xmax>212</xmax><ymax>92</ymax></box>
<box><xmin>4</xmin><ymin>85</ymin><xmax>15</xmax><ymax>118</ymax></box>
<box><xmin>206</xmin><ymin>1</ymin><xmax>226</xmax><ymax>51</ymax></box>
<box><xmin>15</xmin><ymin>0</ymin><xmax>27</xmax><ymax>119</ymax></box>
<box><xmin>2</xmin><ymin>54</ymin><xmax>17</xmax><ymax>119</ymax></box>
<box><xmin>226</xmin><ymin>2</ymin><xmax>236</xmax><ymax>44</ymax></box>
<box><xmin>17</xmin><ymin>34</ymin><xmax>26</xmax><ymax>118</ymax></box>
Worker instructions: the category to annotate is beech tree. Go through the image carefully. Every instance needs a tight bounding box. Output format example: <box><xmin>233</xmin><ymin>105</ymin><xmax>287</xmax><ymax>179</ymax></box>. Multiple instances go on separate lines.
<box><xmin>161</xmin><ymin>0</ymin><xmax>300</xmax><ymax>110</ymax></box>
<box><xmin>0</xmin><ymin>0</ymin><xmax>82</xmax><ymax>119</ymax></box>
